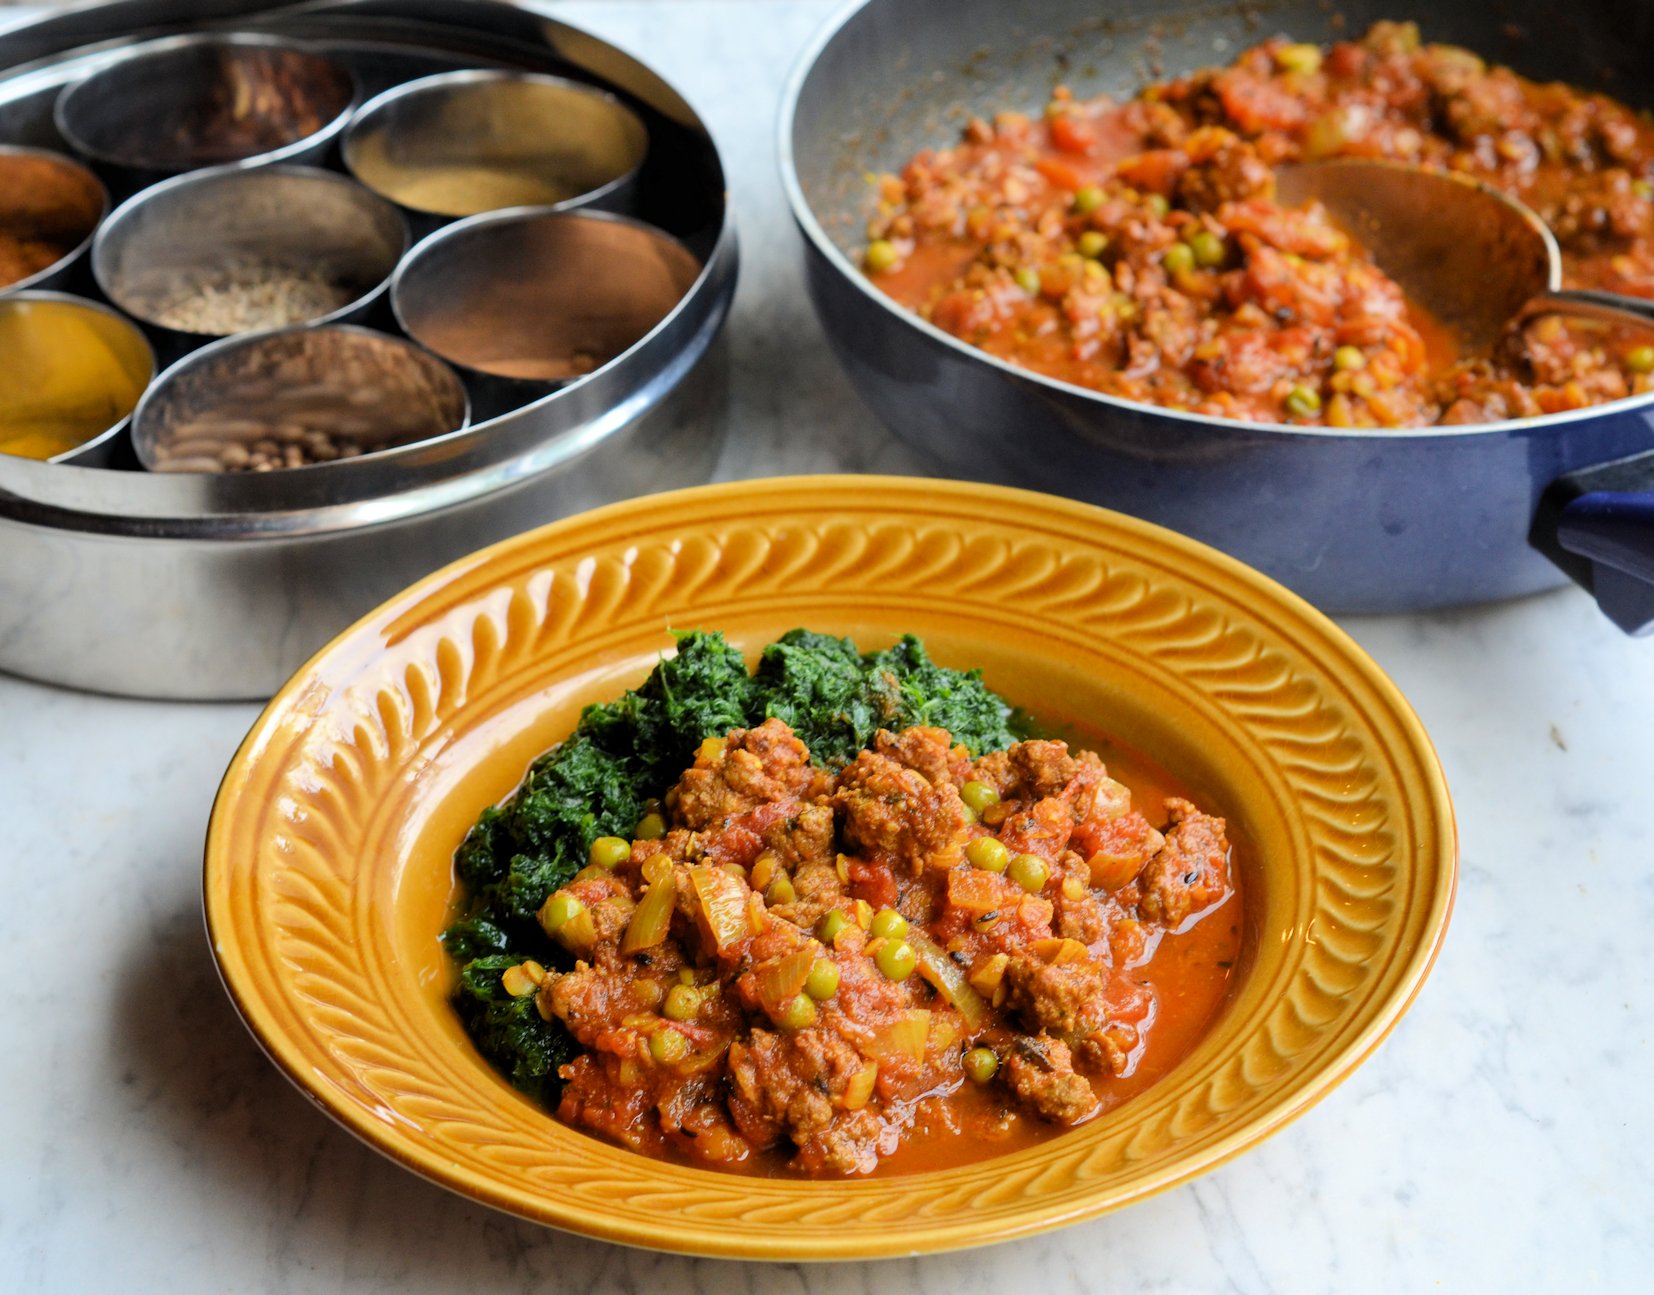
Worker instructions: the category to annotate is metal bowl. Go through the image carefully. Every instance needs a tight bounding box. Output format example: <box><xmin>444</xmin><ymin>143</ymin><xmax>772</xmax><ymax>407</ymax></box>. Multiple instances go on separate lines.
<box><xmin>0</xmin><ymin>0</ymin><xmax>737</xmax><ymax>699</ymax></box>
<box><xmin>93</xmin><ymin>163</ymin><xmax>408</xmax><ymax>363</ymax></box>
<box><xmin>342</xmin><ymin>69</ymin><xmax>648</xmax><ymax>234</ymax></box>
<box><xmin>392</xmin><ymin>208</ymin><xmax>703</xmax><ymax>419</ymax></box>
<box><xmin>781</xmin><ymin>0</ymin><xmax>1654</xmax><ymax>624</ymax></box>
<box><xmin>0</xmin><ymin>290</ymin><xmax>155</xmax><ymax>465</ymax></box>
<box><xmin>0</xmin><ymin>144</ymin><xmax>107</xmax><ymax>295</ymax></box>
<box><xmin>54</xmin><ymin>32</ymin><xmax>357</xmax><ymax>193</ymax></box>
<box><xmin>133</xmin><ymin>323</ymin><xmax>468</xmax><ymax>473</ymax></box>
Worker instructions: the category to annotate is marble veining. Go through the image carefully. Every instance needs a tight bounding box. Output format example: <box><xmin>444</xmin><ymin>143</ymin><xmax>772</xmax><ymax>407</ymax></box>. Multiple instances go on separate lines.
<box><xmin>2</xmin><ymin>1</ymin><xmax>1652</xmax><ymax>1291</ymax></box>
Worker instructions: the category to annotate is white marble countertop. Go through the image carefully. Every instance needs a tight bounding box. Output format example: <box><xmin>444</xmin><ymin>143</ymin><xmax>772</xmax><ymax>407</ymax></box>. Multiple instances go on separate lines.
<box><xmin>3</xmin><ymin>2</ymin><xmax>1653</xmax><ymax>1291</ymax></box>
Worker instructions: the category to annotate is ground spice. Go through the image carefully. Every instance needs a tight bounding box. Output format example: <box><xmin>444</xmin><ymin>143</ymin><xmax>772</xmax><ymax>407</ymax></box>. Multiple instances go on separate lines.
<box><xmin>141</xmin><ymin>259</ymin><xmax>361</xmax><ymax>334</ymax></box>
<box><xmin>0</xmin><ymin>298</ymin><xmax>152</xmax><ymax>460</ymax></box>
<box><xmin>0</xmin><ymin>152</ymin><xmax>105</xmax><ymax>290</ymax></box>
<box><xmin>366</xmin><ymin>163</ymin><xmax>579</xmax><ymax>217</ymax></box>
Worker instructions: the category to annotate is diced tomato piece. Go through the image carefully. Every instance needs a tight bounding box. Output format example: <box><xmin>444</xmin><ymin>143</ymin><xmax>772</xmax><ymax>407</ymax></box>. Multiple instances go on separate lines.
<box><xmin>846</xmin><ymin>858</ymin><xmax>899</xmax><ymax>910</ymax></box>
<box><xmin>1033</xmin><ymin>155</ymin><xmax>1090</xmax><ymax>191</ymax></box>
<box><xmin>946</xmin><ymin>866</ymin><xmax>1007</xmax><ymax>914</ymax></box>
<box><xmin>1325</xmin><ymin>43</ymin><xmax>1367</xmax><ymax>78</ymax></box>
<box><xmin>1114</xmin><ymin>148</ymin><xmax>1187</xmax><ymax>196</ymax></box>
<box><xmin>1049</xmin><ymin>113</ymin><xmax>1100</xmax><ymax>156</ymax></box>
<box><xmin>1214</xmin><ymin>70</ymin><xmax>1309</xmax><ymax>133</ymax></box>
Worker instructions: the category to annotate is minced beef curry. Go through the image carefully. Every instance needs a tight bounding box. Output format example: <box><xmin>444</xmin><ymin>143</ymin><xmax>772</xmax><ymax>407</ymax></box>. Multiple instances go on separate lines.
<box><xmin>863</xmin><ymin>21</ymin><xmax>1654</xmax><ymax>426</ymax></box>
<box><xmin>445</xmin><ymin>631</ymin><xmax>1239</xmax><ymax>1177</ymax></box>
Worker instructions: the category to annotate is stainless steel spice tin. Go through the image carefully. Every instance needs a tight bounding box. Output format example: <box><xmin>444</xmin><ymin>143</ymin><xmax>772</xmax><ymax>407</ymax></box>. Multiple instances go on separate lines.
<box><xmin>0</xmin><ymin>0</ymin><xmax>737</xmax><ymax>699</ymax></box>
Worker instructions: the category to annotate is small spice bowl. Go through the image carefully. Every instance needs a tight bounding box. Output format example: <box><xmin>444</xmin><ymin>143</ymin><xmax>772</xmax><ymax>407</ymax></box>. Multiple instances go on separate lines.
<box><xmin>93</xmin><ymin>163</ymin><xmax>409</xmax><ymax>364</ymax></box>
<box><xmin>392</xmin><ymin>208</ymin><xmax>701</xmax><ymax>419</ymax></box>
<box><xmin>342</xmin><ymin>69</ymin><xmax>648</xmax><ymax>236</ymax></box>
<box><xmin>132</xmin><ymin>324</ymin><xmax>468</xmax><ymax>474</ymax></box>
<box><xmin>0</xmin><ymin>146</ymin><xmax>109</xmax><ymax>296</ymax></box>
<box><xmin>55</xmin><ymin>33</ymin><xmax>357</xmax><ymax>193</ymax></box>
<box><xmin>0</xmin><ymin>291</ymin><xmax>155</xmax><ymax>465</ymax></box>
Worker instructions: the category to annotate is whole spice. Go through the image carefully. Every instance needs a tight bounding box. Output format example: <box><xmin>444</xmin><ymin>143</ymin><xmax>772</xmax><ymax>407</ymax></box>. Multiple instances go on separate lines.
<box><xmin>146</xmin><ymin>329</ymin><xmax>465</xmax><ymax>473</ymax></box>
<box><xmin>83</xmin><ymin>45</ymin><xmax>353</xmax><ymax>172</ymax></box>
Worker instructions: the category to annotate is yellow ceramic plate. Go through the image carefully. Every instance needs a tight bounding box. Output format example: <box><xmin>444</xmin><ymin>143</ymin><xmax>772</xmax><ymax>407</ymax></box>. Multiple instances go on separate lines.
<box><xmin>205</xmin><ymin>476</ymin><xmax>1456</xmax><ymax>1259</ymax></box>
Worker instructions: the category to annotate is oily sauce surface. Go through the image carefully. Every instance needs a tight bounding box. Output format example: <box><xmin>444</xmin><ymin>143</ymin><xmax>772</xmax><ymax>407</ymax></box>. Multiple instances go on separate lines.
<box><xmin>873</xmin><ymin>734</ymin><xmax>1242</xmax><ymax>1177</ymax></box>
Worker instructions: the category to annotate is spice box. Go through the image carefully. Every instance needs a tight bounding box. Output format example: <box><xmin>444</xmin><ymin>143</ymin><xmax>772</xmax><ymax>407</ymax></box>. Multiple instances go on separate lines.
<box><xmin>0</xmin><ymin>0</ymin><xmax>736</xmax><ymax>699</ymax></box>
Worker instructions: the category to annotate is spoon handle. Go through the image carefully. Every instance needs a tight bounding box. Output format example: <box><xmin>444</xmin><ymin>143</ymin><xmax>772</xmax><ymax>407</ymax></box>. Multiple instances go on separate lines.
<box><xmin>1520</xmin><ymin>289</ymin><xmax>1654</xmax><ymax>332</ymax></box>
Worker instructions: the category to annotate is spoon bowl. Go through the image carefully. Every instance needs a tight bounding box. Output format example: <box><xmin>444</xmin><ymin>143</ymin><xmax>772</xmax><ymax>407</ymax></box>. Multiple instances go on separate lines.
<box><xmin>1279</xmin><ymin>159</ymin><xmax>1654</xmax><ymax>351</ymax></box>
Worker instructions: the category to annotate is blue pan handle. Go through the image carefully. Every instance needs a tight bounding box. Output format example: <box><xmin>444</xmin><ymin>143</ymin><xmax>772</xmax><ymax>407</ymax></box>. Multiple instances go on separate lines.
<box><xmin>1531</xmin><ymin>450</ymin><xmax>1654</xmax><ymax>634</ymax></box>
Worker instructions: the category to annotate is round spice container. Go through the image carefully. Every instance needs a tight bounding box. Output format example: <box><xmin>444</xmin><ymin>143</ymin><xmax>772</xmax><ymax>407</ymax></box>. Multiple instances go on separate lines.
<box><xmin>0</xmin><ymin>292</ymin><xmax>155</xmax><ymax>464</ymax></box>
<box><xmin>392</xmin><ymin>208</ymin><xmax>701</xmax><ymax>418</ymax></box>
<box><xmin>0</xmin><ymin>146</ymin><xmax>108</xmax><ymax>294</ymax></box>
<box><xmin>342</xmin><ymin>70</ymin><xmax>648</xmax><ymax>232</ymax></box>
<box><xmin>132</xmin><ymin>324</ymin><xmax>468</xmax><ymax>474</ymax></box>
<box><xmin>54</xmin><ymin>33</ymin><xmax>356</xmax><ymax>192</ymax></box>
<box><xmin>93</xmin><ymin>164</ymin><xmax>408</xmax><ymax>360</ymax></box>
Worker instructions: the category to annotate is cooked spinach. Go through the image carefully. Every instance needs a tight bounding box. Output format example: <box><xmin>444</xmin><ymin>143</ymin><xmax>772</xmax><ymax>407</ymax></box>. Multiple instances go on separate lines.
<box><xmin>454</xmin><ymin>956</ymin><xmax>576</xmax><ymax>1104</ymax></box>
<box><xmin>444</xmin><ymin>628</ymin><xmax>1017</xmax><ymax>1101</ymax></box>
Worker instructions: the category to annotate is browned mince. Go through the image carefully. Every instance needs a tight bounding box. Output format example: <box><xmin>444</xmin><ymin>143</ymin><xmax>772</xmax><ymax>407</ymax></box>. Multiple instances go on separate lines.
<box><xmin>534</xmin><ymin>718</ymin><xmax>1238</xmax><ymax>1178</ymax></box>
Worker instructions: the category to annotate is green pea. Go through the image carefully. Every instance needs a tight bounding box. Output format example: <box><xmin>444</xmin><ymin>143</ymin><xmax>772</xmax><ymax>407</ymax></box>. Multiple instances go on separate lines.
<box><xmin>1284</xmin><ymin>384</ymin><xmax>1323</xmax><ymax>419</ymax></box>
<box><xmin>963</xmin><ymin>1046</ymin><xmax>999</xmax><ymax>1083</ymax></box>
<box><xmin>870</xmin><ymin>908</ymin><xmax>909</xmax><ymax>940</ymax></box>
<box><xmin>961</xmin><ymin>780</ymin><xmax>1001</xmax><ymax>813</ymax></box>
<box><xmin>589</xmin><ymin>836</ymin><xmax>632</xmax><ymax>869</ymax></box>
<box><xmin>1008</xmin><ymin>853</ymin><xmax>1050</xmax><ymax>894</ymax></box>
<box><xmin>1073</xmin><ymin>185</ymin><xmax>1105</xmax><ymax>215</ymax></box>
<box><xmin>776</xmin><ymin>994</ymin><xmax>818</xmax><ymax>1031</ymax></box>
<box><xmin>804</xmin><ymin>958</ymin><xmax>841</xmax><ymax>1001</ymax></box>
<box><xmin>662</xmin><ymin>983</ymin><xmax>700</xmax><ymax>1022</ymax></box>
<box><xmin>1188</xmin><ymin>229</ymin><xmax>1226</xmax><ymax>267</ymax></box>
<box><xmin>1144</xmin><ymin>193</ymin><xmax>1170</xmax><ymax>220</ymax></box>
<box><xmin>965</xmin><ymin>836</ymin><xmax>1010</xmax><ymax>873</ymax></box>
<box><xmin>875</xmin><ymin>939</ymin><xmax>917</xmax><ymax>982</ymax></box>
<box><xmin>634</xmin><ymin>811</ymin><xmax>667</xmax><ymax>840</ymax></box>
<box><xmin>1077</xmin><ymin>230</ymin><xmax>1109</xmax><ymax>259</ymax></box>
<box><xmin>1333</xmin><ymin>345</ymin><xmax>1367</xmax><ymax>371</ymax></box>
<box><xmin>865</xmin><ymin>239</ymin><xmax>900</xmax><ymax>273</ymax></box>
<box><xmin>1162</xmin><ymin>242</ymin><xmax>1195</xmax><ymax>276</ymax></box>
<box><xmin>537</xmin><ymin>891</ymin><xmax>584</xmax><ymax>935</ymax></box>
<box><xmin>817</xmin><ymin>910</ymin><xmax>849</xmax><ymax>944</ymax></box>
<box><xmin>1627</xmin><ymin>345</ymin><xmax>1654</xmax><ymax>374</ymax></box>
<box><xmin>1014</xmin><ymin>266</ymin><xmax>1042</xmax><ymax>296</ymax></box>
<box><xmin>649</xmin><ymin>1027</ymin><xmax>689</xmax><ymax>1065</ymax></box>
